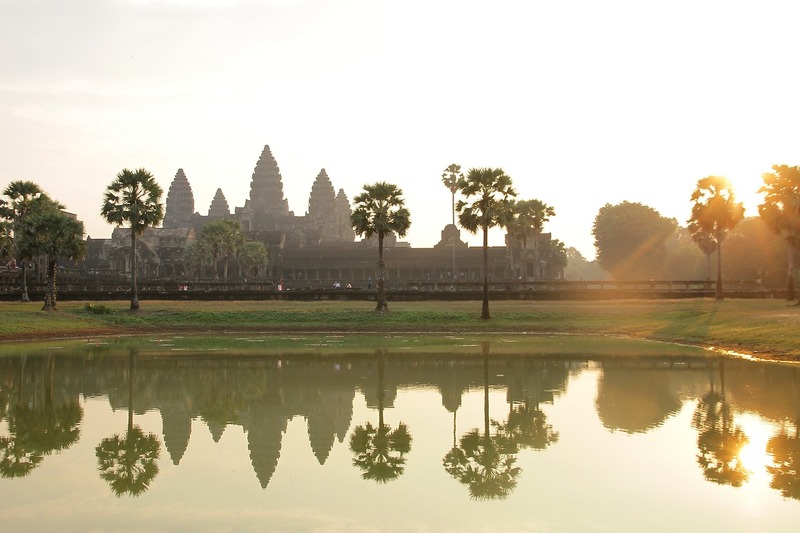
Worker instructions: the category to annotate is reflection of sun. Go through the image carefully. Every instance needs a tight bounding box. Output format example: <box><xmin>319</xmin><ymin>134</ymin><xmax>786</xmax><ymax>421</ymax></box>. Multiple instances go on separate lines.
<box><xmin>735</xmin><ymin>413</ymin><xmax>777</xmax><ymax>479</ymax></box>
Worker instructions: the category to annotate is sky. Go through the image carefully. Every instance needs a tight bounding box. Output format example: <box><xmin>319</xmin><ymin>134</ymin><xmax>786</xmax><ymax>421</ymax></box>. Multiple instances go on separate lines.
<box><xmin>2</xmin><ymin>0</ymin><xmax>800</xmax><ymax>259</ymax></box>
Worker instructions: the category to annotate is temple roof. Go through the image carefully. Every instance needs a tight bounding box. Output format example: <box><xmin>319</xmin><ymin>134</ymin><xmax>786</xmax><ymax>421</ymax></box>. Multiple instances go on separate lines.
<box><xmin>163</xmin><ymin>168</ymin><xmax>195</xmax><ymax>229</ymax></box>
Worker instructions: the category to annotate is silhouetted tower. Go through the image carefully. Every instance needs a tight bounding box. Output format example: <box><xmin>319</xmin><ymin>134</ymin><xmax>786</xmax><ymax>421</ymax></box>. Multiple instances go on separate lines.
<box><xmin>163</xmin><ymin>168</ymin><xmax>195</xmax><ymax>229</ymax></box>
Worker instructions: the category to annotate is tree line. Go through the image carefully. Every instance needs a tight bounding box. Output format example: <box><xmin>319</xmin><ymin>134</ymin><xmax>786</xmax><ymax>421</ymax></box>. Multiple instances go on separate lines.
<box><xmin>3</xmin><ymin>164</ymin><xmax>800</xmax><ymax>313</ymax></box>
<box><xmin>590</xmin><ymin>167</ymin><xmax>800</xmax><ymax>301</ymax></box>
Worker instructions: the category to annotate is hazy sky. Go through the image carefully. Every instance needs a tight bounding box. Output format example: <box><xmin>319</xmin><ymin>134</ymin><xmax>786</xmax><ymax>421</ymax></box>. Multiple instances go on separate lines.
<box><xmin>2</xmin><ymin>0</ymin><xmax>799</xmax><ymax>259</ymax></box>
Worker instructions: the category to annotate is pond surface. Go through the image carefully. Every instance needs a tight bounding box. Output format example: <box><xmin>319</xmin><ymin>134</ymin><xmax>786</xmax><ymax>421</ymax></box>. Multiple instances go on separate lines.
<box><xmin>1</xmin><ymin>334</ymin><xmax>799</xmax><ymax>532</ymax></box>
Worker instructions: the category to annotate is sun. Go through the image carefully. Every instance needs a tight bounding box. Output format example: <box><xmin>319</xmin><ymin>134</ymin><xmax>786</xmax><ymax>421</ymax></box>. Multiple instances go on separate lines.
<box><xmin>725</xmin><ymin>171</ymin><xmax>766</xmax><ymax>217</ymax></box>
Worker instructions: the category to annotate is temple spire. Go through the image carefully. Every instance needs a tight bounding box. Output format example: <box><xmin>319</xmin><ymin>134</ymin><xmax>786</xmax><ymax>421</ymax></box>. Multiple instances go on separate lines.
<box><xmin>248</xmin><ymin>145</ymin><xmax>290</xmax><ymax>217</ymax></box>
<box><xmin>163</xmin><ymin>168</ymin><xmax>194</xmax><ymax>228</ymax></box>
<box><xmin>208</xmin><ymin>188</ymin><xmax>231</xmax><ymax>219</ymax></box>
<box><xmin>307</xmin><ymin>169</ymin><xmax>338</xmax><ymax>241</ymax></box>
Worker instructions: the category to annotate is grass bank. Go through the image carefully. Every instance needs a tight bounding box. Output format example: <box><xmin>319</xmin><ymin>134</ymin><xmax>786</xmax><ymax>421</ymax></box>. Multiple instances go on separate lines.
<box><xmin>0</xmin><ymin>298</ymin><xmax>798</xmax><ymax>361</ymax></box>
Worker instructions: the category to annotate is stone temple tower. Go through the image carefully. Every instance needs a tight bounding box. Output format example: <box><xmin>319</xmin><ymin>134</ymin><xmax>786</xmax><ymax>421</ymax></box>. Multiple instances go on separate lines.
<box><xmin>307</xmin><ymin>169</ymin><xmax>338</xmax><ymax>241</ymax></box>
<box><xmin>335</xmin><ymin>188</ymin><xmax>355</xmax><ymax>242</ymax></box>
<box><xmin>208</xmin><ymin>188</ymin><xmax>231</xmax><ymax>219</ymax></box>
<box><xmin>163</xmin><ymin>168</ymin><xmax>195</xmax><ymax>229</ymax></box>
<box><xmin>248</xmin><ymin>145</ymin><xmax>291</xmax><ymax>217</ymax></box>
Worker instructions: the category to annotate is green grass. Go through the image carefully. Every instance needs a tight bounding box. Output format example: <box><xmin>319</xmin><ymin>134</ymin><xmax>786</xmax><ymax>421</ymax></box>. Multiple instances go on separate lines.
<box><xmin>0</xmin><ymin>298</ymin><xmax>798</xmax><ymax>360</ymax></box>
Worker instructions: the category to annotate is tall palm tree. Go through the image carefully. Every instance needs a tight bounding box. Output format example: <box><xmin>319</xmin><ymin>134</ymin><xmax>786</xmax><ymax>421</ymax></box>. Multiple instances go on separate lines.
<box><xmin>101</xmin><ymin>168</ymin><xmax>164</xmax><ymax>310</ymax></box>
<box><xmin>508</xmin><ymin>199</ymin><xmax>555</xmax><ymax>282</ymax></box>
<box><xmin>688</xmin><ymin>176</ymin><xmax>744</xmax><ymax>300</ymax></box>
<box><xmin>0</xmin><ymin>181</ymin><xmax>53</xmax><ymax>302</ymax></box>
<box><xmin>0</xmin><ymin>221</ymin><xmax>13</xmax><ymax>264</ymax></box>
<box><xmin>198</xmin><ymin>219</ymin><xmax>243</xmax><ymax>280</ymax></box>
<box><xmin>238</xmin><ymin>240</ymin><xmax>268</xmax><ymax>282</ymax></box>
<box><xmin>16</xmin><ymin>208</ymin><xmax>86</xmax><ymax>311</ymax></box>
<box><xmin>442</xmin><ymin>164</ymin><xmax>463</xmax><ymax>280</ymax></box>
<box><xmin>759</xmin><ymin>164</ymin><xmax>800</xmax><ymax>301</ymax></box>
<box><xmin>687</xmin><ymin>219</ymin><xmax>717</xmax><ymax>283</ymax></box>
<box><xmin>351</xmin><ymin>182</ymin><xmax>411</xmax><ymax>313</ymax></box>
<box><xmin>456</xmin><ymin>168</ymin><xmax>516</xmax><ymax>319</ymax></box>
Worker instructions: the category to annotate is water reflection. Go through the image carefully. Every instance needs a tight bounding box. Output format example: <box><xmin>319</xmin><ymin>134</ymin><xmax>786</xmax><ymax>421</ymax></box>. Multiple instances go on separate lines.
<box><xmin>0</xmin><ymin>355</ymin><xmax>82</xmax><ymax>478</ymax></box>
<box><xmin>350</xmin><ymin>349</ymin><xmax>412</xmax><ymax>483</ymax></box>
<box><xmin>95</xmin><ymin>349</ymin><xmax>162</xmax><ymax>497</ymax></box>
<box><xmin>0</xmin><ymin>340</ymin><xmax>800</xmax><ymax>511</ymax></box>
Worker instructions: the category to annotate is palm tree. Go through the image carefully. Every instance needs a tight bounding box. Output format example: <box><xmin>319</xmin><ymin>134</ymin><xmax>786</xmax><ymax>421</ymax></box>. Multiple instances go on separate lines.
<box><xmin>0</xmin><ymin>221</ymin><xmax>13</xmax><ymax>264</ymax></box>
<box><xmin>456</xmin><ymin>168</ymin><xmax>516</xmax><ymax>319</ymax></box>
<box><xmin>197</xmin><ymin>219</ymin><xmax>243</xmax><ymax>281</ymax></box>
<box><xmin>688</xmin><ymin>176</ymin><xmax>745</xmax><ymax>300</ymax></box>
<box><xmin>442</xmin><ymin>164</ymin><xmax>463</xmax><ymax>280</ymax></box>
<box><xmin>183</xmin><ymin>239</ymin><xmax>211</xmax><ymax>282</ymax></box>
<box><xmin>508</xmin><ymin>199</ymin><xmax>555</xmax><ymax>282</ymax></box>
<box><xmin>0</xmin><ymin>181</ymin><xmax>53</xmax><ymax>302</ymax></box>
<box><xmin>349</xmin><ymin>350</ymin><xmax>412</xmax><ymax>482</ymax></box>
<box><xmin>101</xmin><ymin>168</ymin><xmax>165</xmax><ymax>310</ymax></box>
<box><xmin>351</xmin><ymin>182</ymin><xmax>411</xmax><ymax>313</ymax></box>
<box><xmin>238</xmin><ymin>240</ymin><xmax>269</xmax><ymax>282</ymax></box>
<box><xmin>759</xmin><ymin>165</ymin><xmax>800</xmax><ymax>301</ymax></box>
<box><xmin>687</xmin><ymin>219</ymin><xmax>718</xmax><ymax>283</ymax></box>
<box><xmin>16</xmin><ymin>208</ymin><xmax>86</xmax><ymax>311</ymax></box>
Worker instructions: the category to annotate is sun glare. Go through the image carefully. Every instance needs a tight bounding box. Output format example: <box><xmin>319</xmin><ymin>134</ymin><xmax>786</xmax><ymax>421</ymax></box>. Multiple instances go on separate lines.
<box><xmin>735</xmin><ymin>413</ymin><xmax>778</xmax><ymax>482</ymax></box>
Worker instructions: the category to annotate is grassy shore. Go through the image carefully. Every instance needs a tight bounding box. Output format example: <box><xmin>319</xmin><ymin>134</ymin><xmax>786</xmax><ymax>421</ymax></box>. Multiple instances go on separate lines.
<box><xmin>0</xmin><ymin>298</ymin><xmax>798</xmax><ymax>361</ymax></box>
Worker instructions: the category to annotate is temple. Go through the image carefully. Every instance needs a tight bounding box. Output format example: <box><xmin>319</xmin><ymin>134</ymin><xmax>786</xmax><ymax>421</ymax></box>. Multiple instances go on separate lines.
<box><xmin>85</xmin><ymin>145</ymin><xmax>563</xmax><ymax>286</ymax></box>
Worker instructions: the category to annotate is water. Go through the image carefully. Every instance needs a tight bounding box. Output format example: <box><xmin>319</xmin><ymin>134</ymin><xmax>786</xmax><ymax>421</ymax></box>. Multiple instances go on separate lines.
<box><xmin>1</xmin><ymin>334</ymin><xmax>799</xmax><ymax>532</ymax></box>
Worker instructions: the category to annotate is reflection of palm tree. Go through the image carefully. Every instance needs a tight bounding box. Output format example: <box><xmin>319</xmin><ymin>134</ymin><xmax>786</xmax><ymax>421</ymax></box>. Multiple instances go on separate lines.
<box><xmin>350</xmin><ymin>350</ymin><xmax>412</xmax><ymax>483</ymax></box>
<box><xmin>443</xmin><ymin>342</ymin><xmax>521</xmax><ymax>500</ymax></box>
<box><xmin>693</xmin><ymin>358</ymin><xmax>749</xmax><ymax>487</ymax></box>
<box><xmin>0</xmin><ymin>355</ymin><xmax>82</xmax><ymax>478</ymax></box>
<box><xmin>95</xmin><ymin>349</ymin><xmax>161</xmax><ymax>497</ymax></box>
<box><xmin>96</xmin><ymin>426</ymin><xmax>161</xmax><ymax>497</ymax></box>
<box><xmin>767</xmin><ymin>426</ymin><xmax>800</xmax><ymax>499</ymax></box>
<box><xmin>0</xmin><ymin>434</ymin><xmax>44</xmax><ymax>478</ymax></box>
<box><xmin>503</xmin><ymin>403</ymin><xmax>558</xmax><ymax>451</ymax></box>
<box><xmin>767</xmin><ymin>368</ymin><xmax>800</xmax><ymax>499</ymax></box>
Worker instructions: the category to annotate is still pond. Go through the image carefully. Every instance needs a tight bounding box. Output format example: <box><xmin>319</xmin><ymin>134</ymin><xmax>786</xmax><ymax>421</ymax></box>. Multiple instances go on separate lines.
<box><xmin>1</xmin><ymin>334</ymin><xmax>799</xmax><ymax>531</ymax></box>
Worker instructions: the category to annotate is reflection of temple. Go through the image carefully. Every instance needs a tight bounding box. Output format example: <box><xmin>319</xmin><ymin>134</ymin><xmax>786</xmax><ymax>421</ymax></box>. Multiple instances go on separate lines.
<box><xmin>4</xmin><ymin>352</ymin><xmax>799</xmax><ymax>496</ymax></box>
<box><xmin>85</xmin><ymin>145</ymin><xmax>563</xmax><ymax>284</ymax></box>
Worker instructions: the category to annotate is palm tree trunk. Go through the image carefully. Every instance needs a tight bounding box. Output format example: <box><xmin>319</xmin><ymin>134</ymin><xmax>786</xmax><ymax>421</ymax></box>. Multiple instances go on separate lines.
<box><xmin>42</xmin><ymin>259</ymin><xmax>56</xmax><ymax>311</ymax></box>
<box><xmin>130</xmin><ymin>231</ymin><xmax>139</xmax><ymax>310</ymax></box>
<box><xmin>376</xmin><ymin>232</ymin><xmax>388</xmax><ymax>313</ymax></box>
<box><xmin>451</xmin><ymin>192</ymin><xmax>456</xmax><ymax>281</ymax></box>
<box><xmin>20</xmin><ymin>260</ymin><xmax>29</xmax><ymax>302</ymax></box>
<box><xmin>715</xmin><ymin>239</ymin><xmax>723</xmax><ymax>301</ymax></box>
<box><xmin>787</xmin><ymin>246</ymin><xmax>795</xmax><ymax>301</ymax></box>
<box><xmin>521</xmin><ymin>234</ymin><xmax>528</xmax><ymax>284</ymax></box>
<box><xmin>481</xmin><ymin>223</ymin><xmax>490</xmax><ymax>319</ymax></box>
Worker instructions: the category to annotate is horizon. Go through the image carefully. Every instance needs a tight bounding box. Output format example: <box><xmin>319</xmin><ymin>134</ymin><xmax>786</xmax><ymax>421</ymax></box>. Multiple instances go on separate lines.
<box><xmin>3</xmin><ymin>1</ymin><xmax>799</xmax><ymax>259</ymax></box>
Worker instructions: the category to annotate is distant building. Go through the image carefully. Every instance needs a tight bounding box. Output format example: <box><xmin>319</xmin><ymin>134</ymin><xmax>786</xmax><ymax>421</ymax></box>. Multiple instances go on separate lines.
<box><xmin>85</xmin><ymin>145</ymin><xmax>562</xmax><ymax>285</ymax></box>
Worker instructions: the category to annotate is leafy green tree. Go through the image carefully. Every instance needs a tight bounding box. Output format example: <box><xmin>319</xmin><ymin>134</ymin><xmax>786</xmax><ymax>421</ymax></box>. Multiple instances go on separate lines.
<box><xmin>507</xmin><ymin>199</ymin><xmax>555</xmax><ymax>281</ymax></box>
<box><xmin>351</xmin><ymin>182</ymin><xmax>411</xmax><ymax>313</ymax></box>
<box><xmin>688</xmin><ymin>176</ymin><xmax>745</xmax><ymax>300</ymax></box>
<box><xmin>350</xmin><ymin>350</ymin><xmax>412</xmax><ymax>482</ymax></box>
<box><xmin>0</xmin><ymin>221</ymin><xmax>12</xmax><ymax>263</ymax></box>
<box><xmin>238</xmin><ymin>240</ymin><xmax>269</xmax><ymax>281</ymax></box>
<box><xmin>16</xmin><ymin>208</ymin><xmax>86</xmax><ymax>311</ymax></box>
<box><xmin>456</xmin><ymin>168</ymin><xmax>516</xmax><ymax>319</ymax></box>
<box><xmin>759</xmin><ymin>164</ymin><xmax>800</xmax><ymax>300</ymax></box>
<box><xmin>441</xmin><ymin>164</ymin><xmax>463</xmax><ymax>280</ymax></box>
<box><xmin>198</xmin><ymin>219</ymin><xmax>244</xmax><ymax>280</ymax></box>
<box><xmin>101</xmin><ymin>168</ymin><xmax>164</xmax><ymax>310</ymax></box>
<box><xmin>183</xmin><ymin>239</ymin><xmax>211</xmax><ymax>282</ymax></box>
<box><xmin>592</xmin><ymin>201</ymin><xmax>677</xmax><ymax>281</ymax></box>
<box><xmin>0</xmin><ymin>181</ymin><xmax>54</xmax><ymax>301</ymax></box>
